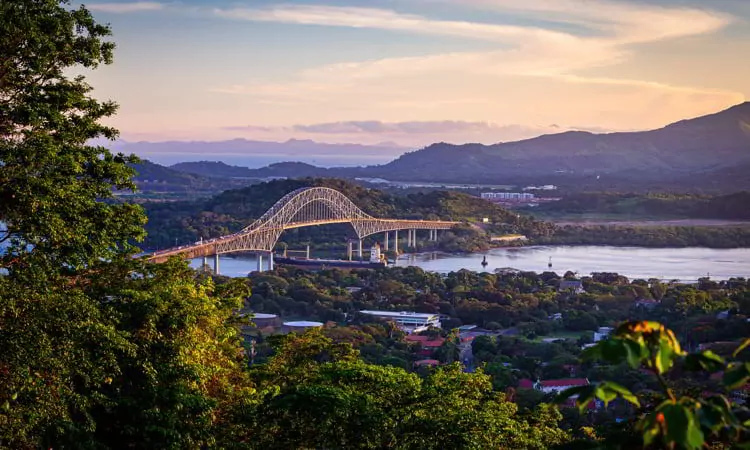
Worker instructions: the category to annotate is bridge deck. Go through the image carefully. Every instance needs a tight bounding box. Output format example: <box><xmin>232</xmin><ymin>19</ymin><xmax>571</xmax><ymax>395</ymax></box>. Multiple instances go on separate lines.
<box><xmin>147</xmin><ymin>218</ymin><xmax>458</xmax><ymax>262</ymax></box>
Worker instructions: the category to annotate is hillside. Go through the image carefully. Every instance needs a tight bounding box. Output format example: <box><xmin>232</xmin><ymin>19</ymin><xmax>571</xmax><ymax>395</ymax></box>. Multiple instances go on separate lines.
<box><xmin>171</xmin><ymin>161</ymin><xmax>332</xmax><ymax>179</ymax></box>
<box><xmin>141</xmin><ymin>178</ymin><xmax>553</xmax><ymax>250</ymax></box>
<box><xmin>127</xmin><ymin>160</ymin><xmax>253</xmax><ymax>194</ymax></box>
<box><xmin>532</xmin><ymin>191</ymin><xmax>750</xmax><ymax>220</ymax></box>
<box><xmin>167</xmin><ymin>103</ymin><xmax>750</xmax><ymax>193</ymax></box>
<box><xmin>114</xmin><ymin>138</ymin><xmax>406</xmax><ymax>167</ymax></box>
<box><xmin>376</xmin><ymin>102</ymin><xmax>750</xmax><ymax>183</ymax></box>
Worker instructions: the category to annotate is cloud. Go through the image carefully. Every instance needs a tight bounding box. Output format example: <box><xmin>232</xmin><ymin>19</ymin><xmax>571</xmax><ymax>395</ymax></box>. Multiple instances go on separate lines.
<box><xmin>210</xmin><ymin>1</ymin><xmax>736</xmax><ymax>95</ymax></box>
<box><xmin>213</xmin><ymin>5</ymin><xmax>578</xmax><ymax>44</ymax></box>
<box><xmin>289</xmin><ymin>120</ymin><xmax>526</xmax><ymax>135</ymax></box>
<box><xmin>207</xmin><ymin>1</ymin><xmax>744</xmax><ymax>134</ymax></box>
<box><xmin>88</xmin><ymin>2</ymin><xmax>163</xmax><ymax>13</ymax></box>
<box><xmin>451</xmin><ymin>0</ymin><xmax>731</xmax><ymax>43</ymax></box>
<box><xmin>220</xmin><ymin>120</ymin><xmax>601</xmax><ymax>147</ymax></box>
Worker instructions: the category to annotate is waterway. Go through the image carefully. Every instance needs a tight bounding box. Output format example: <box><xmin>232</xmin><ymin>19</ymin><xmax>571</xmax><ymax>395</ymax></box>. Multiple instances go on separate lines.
<box><xmin>190</xmin><ymin>246</ymin><xmax>750</xmax><ymax>282</ymax></box>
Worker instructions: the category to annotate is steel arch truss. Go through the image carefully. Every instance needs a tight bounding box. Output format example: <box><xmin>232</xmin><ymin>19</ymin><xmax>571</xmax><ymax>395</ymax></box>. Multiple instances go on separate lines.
<box><xmin>147</xmin><ymin>187</ymin><xmax>458</xmax><ymax>262</ymax></box>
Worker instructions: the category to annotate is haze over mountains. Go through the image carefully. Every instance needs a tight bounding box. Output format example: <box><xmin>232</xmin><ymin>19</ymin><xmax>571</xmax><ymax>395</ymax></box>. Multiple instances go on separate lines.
<box><xmin>133</xmin><ymin>102</ymin><xmax>750</xmax><ymax>193</ymax></box>
<box><xmin>113</xmin><ymin>139</ymin><xmax>406</xmax><ymax>168</ymax></box>
<box><xmin>165</xmin><ymin>103</ymin><xmax>749</xmax><ymax>190</ymax></box>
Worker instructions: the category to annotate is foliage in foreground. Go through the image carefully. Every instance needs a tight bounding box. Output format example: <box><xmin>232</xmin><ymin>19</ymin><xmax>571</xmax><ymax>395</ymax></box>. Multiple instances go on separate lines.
<box><xmin>242</xmin><ymin>329</ymin><xmax>569</xmax><ymax>449</ymax></box>
<box><xmin>556</xmin><ymin>321</ymin><xmax>750</xmax><ymax>449</ymax></box>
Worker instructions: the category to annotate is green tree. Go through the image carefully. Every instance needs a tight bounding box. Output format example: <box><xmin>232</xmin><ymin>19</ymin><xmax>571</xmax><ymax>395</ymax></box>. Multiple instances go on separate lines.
<box><xmin>0</xmin><ymin>0</ymin><xmax>145</xmax><ymax>273</ymax></box>
<box><xmin>0</xmin><ymin>3</ymin><xmax>255</xmax><ymax>448</ymax></box>
<box><xmin>556</xmin><ymin>321</ymin><xmax>750</xmax><ymax>449</ymax></box>
<box><xmin>244</xmin><ymin>331</ymin><xmax>569</xmax><ymax>449</ymax></box>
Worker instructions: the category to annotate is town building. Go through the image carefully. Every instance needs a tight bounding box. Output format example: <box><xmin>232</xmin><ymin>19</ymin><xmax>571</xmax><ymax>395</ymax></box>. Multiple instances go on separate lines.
<box><xmin>536</xmin><ymin>378</ymin><xmax>590</xmax><ymax>395</ymax></box>
<box><xmin>481</xmin><ymin>192</ymin><xmax>535</xmax><ymax>201</ymax></box>
<box><xmin>559</xmin><ymin>280</ymin><xmax>585</xmax><ymax>294</ymax></box>
<box><xmin>360</xmin><ymin>310</ymin><xmax>441</xmax><ymax>334</ymax></box>
<box><xmin>282</xmin><ymin>321</ymin><xmax>324</xmax><ymax>333</ymax></box>
<box><xmin>634</xmin><ymin>298</ymin><xmax>659</xmax><ymax>310</ymax></box>
<box><xmin>594</xmin><ymin>327</ymin><xmax>614</xmax><ymax>342</ymax></box>
<box><xmin>405</xmin><ymin>335</ymin><xmax>446</xmax><ymax>356</ymax></box>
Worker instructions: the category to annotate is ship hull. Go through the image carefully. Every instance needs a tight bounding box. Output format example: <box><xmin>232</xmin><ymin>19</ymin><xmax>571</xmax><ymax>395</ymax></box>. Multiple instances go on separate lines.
<box><xmin>275</xmin><ymin>257</ymin><xmax>386</xmax><ymax>270</ymax></box>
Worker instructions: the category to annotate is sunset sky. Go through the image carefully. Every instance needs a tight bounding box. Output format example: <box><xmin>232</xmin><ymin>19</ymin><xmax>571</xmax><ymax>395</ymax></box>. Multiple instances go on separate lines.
<box><xmin>84</xmin><ymin>0</ymin><xmax>750</xmax><ymax>147</ymax></box>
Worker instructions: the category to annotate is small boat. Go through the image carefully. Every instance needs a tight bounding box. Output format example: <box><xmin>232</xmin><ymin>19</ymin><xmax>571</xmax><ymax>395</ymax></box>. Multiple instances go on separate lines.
<box><xmin>548</xmin><ymin>256</ymin><xmax>552</xmax><ymax>269</ymax></box>
<box><xmin>481</xmin><ymin>255</ymin><xmax>488</xmax><ymax>267</ymax></box>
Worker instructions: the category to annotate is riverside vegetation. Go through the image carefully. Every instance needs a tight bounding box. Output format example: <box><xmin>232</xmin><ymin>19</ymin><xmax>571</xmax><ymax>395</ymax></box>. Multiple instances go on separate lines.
<box><xmin>140</xmin><ymin>178</ymin><xmax>750</xmax><ymax>252</ymax></box>
<box><xmin>1</xmin><ymin>2</ymin><xmax>749</xmax><ymax>449</ymax></box>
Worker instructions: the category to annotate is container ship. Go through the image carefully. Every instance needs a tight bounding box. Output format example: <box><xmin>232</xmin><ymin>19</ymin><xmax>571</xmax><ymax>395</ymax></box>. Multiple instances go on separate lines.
<box><xmin>275</xmin><ymin>242</ymin><xmax>388</xmax><ymax>270</ymax></box>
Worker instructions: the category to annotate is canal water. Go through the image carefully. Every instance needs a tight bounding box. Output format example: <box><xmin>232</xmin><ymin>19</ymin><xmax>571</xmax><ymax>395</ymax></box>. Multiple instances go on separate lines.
<box><xmin>190</xmin><ymin>246</ymin><xmax>750</xmax><ymax>282</ymax></box>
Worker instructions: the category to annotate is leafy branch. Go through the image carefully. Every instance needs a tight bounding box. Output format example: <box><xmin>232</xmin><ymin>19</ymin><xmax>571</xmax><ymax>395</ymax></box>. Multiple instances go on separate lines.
<box><xmin>555</xmin><ymin>321</ymin><xmax>750</xmax><ymax>449</ymax></box>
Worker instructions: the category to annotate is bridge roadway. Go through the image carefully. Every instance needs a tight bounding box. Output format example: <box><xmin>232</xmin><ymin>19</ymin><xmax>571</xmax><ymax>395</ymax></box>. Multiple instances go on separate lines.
<box><xmin>146</xmin><ymin>187</ymin><xmax>459</xmax><ymax>272</ymax></box>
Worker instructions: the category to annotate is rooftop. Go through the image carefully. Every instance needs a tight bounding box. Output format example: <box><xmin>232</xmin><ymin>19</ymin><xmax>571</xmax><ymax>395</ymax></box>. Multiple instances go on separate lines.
<box><xmin>405</xmin><ymin>335</ymin><xmax>445</xmax><ymax>347</ymax></box>
<box><xmin>247</xmin><ymin>313</ymin><xmax>278</xmax><ymax>319</ymax></box>
<box><xmin>360</xmin><ymin>310</ymin><xmax>438</xmax><ymax>319</ymax></box>
<box><xmin>414</xmin><ymin>359</ymin><xmax>440</xmax><ymax>367</ymax></box>
<box><xmin>539</xmin><ymin>378</ymin><xmax>590</xmax><ymax>388</ymax></box>
<box><xmin>283</xmin><ymin>321</ymin><xmax>324</xmax><ymax>327</ymax></box>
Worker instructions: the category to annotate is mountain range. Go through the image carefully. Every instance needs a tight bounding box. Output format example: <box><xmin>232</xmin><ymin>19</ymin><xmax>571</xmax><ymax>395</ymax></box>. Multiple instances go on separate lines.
<box><xmin>153</xmin><ymin>102</ymin><xmax>750</xmax><ymax>193</ymax></box>
<box><xmin>113</xmin><ymin>138</ymin><xmax>405</xmax><ymax>168</ymax></box>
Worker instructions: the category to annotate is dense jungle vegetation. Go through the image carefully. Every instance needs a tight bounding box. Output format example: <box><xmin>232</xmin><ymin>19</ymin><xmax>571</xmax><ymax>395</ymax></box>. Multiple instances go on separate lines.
<box><xmin>1</xmin><ymin>2</ymin><xmax>748</xmax><ymax>449</ymax></box>
<box><xmin>140</xmin><ymin>177</ymin><xmax>557</xmax><ymax>251</ymax></box>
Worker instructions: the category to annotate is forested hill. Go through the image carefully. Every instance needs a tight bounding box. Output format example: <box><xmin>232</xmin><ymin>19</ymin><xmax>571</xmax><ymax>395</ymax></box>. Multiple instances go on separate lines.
<box><xmin>533</xmin><ymin>191</ymin><xmax>750</xmax><ymax>220</ymax></box>
<box><xmin>128</xmin><ymin>160</ymin><xmax>249</xmax><ymax>193</ymax></box>
<box><xmin>165</xmin><ymin>102</ymin><xmax>750</xmax><ymax>192</ymax></box>
<box><xmin>375</xmin><ymin>102</ymin><xmax>750</xmax><ymax>183</ymax></box>
<box><xmin>141</xmin><ymin>178</ymin><xmax>553</xmax><ymax>250</ymax></box>
<box><xmin>170</xmin><ymin>161</ymin><xmax>333</xmax><ymax>179</ymax></box>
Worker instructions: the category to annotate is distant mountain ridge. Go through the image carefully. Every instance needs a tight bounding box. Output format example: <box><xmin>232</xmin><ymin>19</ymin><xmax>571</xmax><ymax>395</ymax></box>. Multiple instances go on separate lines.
<box><xmin>166</xmin><ymin>102</ymin><xmax>750</xmax><ymax>192</ymax></box>
<box><xmin>113</xmin><ymin>138</ymin><xmax>406</xmax><ymax>168</ymax></box>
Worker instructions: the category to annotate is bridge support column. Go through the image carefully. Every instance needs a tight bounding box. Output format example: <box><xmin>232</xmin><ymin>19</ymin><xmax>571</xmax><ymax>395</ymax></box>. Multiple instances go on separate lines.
<box><xmin>384</xmin><ymin>232</ymin><xmax>389</xmax><ymax>251</ymax></box>
<box><xmin>394</xmin><ymin>230</ymin><xmax>399</xmax><ymax>253</ymax></box>
<box><xmin>306</xmin><ymin>245</ymin><xmax>310</xmax><ymax>259</ymax></box>
<box><xmin>347</xmin><ymin>240</ymin><xmax>353</xmax><ymax>261</ymax></box>
<box><xmin>257</xmin><ymin>253</ymin><xmax>263</xmax><ymax>273</ymax></box>
<box><xmin>358</xmin><ymin>239</ymin><xmax>363</xmax><ymax>260</ymax></box>
<box><xmin>214</xmin><ymin>254</ymin><xmax>220</xmax><ymax>275</ymax></box>
<box><xmin>202</xmin><ymin>255</ymin><xmax>208</xmax><ymax>269</ymax></box>
<box><xmin>268</xmin><ymin>252</ymin><xmax>274</xmax><ymax>271</ymax></box>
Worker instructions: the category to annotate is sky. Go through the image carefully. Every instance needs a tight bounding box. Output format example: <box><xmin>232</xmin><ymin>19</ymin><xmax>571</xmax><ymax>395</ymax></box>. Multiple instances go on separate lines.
<box><xmin>82</xmin><ymin>0</ymin><xmax>750</xmax><ymax>148</ymax></box>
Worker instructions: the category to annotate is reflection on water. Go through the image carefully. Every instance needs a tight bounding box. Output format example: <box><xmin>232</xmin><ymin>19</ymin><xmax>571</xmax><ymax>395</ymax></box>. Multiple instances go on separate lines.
<box><xmin>189</xmin><ymin>246</ymin><xmax>750</xmax><ymax>282</ymax></box>
<box><xmin>395</xmin><ymin>246</ymin><xmax>750</xmax><ymax>282</ymax></box>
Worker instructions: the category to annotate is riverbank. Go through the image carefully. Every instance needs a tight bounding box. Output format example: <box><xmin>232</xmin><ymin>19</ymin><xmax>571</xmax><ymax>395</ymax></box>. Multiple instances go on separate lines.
<box><xmin>190</xmin><ymin>245</ymin><xmax>750</xmax><ymax>281</ymax></box>
<box><xmin>537</xmin><ymin>224</ymin><xmax>750</xmax><ymax>248</ymax></box>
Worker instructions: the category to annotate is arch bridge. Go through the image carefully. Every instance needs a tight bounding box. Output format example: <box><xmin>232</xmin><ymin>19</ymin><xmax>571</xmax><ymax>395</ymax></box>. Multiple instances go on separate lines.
<box><xmin>146</xmin><ymin>187</ymin><xmax>459</xmax><ymax>272</ymax></box>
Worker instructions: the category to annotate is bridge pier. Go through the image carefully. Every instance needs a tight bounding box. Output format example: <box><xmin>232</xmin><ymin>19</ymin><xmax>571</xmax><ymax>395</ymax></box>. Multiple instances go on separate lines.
<box><xmin>394</xmin><ymin>230</ymin><xmax>399</xmax><ymax>253</ymax></box>
<box><xmin>214</xmin><ymin>254</ymin><xmax>220</xmax><ymax>275</ymax></box>
<box><xmin>358</xmin><ymin>239</ymin><xmax>363</xmax><ymax>260</ymax></box>
<box><xmin>268</xmin><ymin>252</ymin><xmax>274</xmax><ymax>271</ymax></box>
<box><xmin>306</xmin><ymin>245</ymin><xmax>310</xmax><ymax>259</ymax></box>
<box><xmin>257</xmin><ymin>253</ymin><xmax>263</xmax><ymax>272</ymax></box>
<box><xmin>202</xmin><ymin>255</ymin><xmax>208</xmax><ymax>270</ymax></box>
<box><xmin>347</xmin><ymin>240</ymin><xmax>353</xmax><ymax>261</ymax></box>
<box><xmin>384</xmin><ymin>232</ymin><xmax>389</xmax><ymax>251</ymax></box>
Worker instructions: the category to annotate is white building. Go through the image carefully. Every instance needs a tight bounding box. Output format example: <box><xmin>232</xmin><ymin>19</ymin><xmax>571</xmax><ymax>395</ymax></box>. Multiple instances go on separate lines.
<box><xmin>536</xmin><ymin>378</ymin><xmax>590</xmax><ymax>395</ymax></box>
<box><xmin>480</xmin><ymin>192</ymin><xmax>534</xmax><ymax>201</ymax></box>
<box><xmin>370</xmin><ymin>242</ymin><xmax>385</xmax><ymax>264</ymax></box>
<box><xmin>360</xmin><ymin>310</ymin><xmax>441</xmax><ymax>334</ymax></box>
<box><xmin>593</xmin><ymin>326</ymin><xmax>613</xmax><ymax>342</ymax></box>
